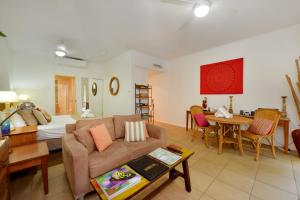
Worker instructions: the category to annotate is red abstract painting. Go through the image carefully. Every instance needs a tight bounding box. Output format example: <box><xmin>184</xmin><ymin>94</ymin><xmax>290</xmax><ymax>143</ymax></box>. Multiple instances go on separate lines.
<box><xmin>200</xmin><ymin>58</ymin><xmax>243</xmax><ymax>94</ymax></box>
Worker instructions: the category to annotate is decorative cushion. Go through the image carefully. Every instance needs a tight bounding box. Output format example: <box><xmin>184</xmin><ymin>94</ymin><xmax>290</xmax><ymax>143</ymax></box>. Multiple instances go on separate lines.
<box><xmin>124</xmin><ymin>121</ymin><xmax>147</xmax><ymax>142</ymax></box>
<box><xmin>194</xmin><ymin>114</ymin><xmax>209</xmax><ymax>127</ymax></box>
<box><xmin>248</xmin><ymin>118</ymin><xmax>274</xmax><ymax>136</ymax></box>
<box><xmin>114</xmin><ymin>114</ymin><xmax>141</xmax><ymax>139</ymax></box>
<box><xmin>18</xmin><ymin>110</ymin><xmax>38</xmax><ymax>126</ymax></box>
<box><xmin>39</xmin><ymin>108</ymin><xmax>52</xmax><ymax>122</ymax></box>
<box><xmin>10</xmin><ymin>113</ymin><xmax>27</xmax><ymax>128</ymax></box>
<box><xmin>33</xmin><ymin>109</ymin><xmax>48</xmax><ymax>125</ymax></box>
<box><xmin>90</xmin><ymin>124</ymin><xmax>113</xmax><ymax>152</ymax></box>
<box><xmin>74</xmin><ymin>124</ymin><xmax>97</xmax><ymax>153</ymax></box>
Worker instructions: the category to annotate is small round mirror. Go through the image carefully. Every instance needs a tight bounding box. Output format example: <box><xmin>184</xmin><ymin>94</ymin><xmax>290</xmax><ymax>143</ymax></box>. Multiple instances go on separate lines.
<box><xmin>92</xmin><ymin>82</ymin><xmax>97</xmax><ymax>96</ymax></box>
<box><xmin>109</xmin><ymin>77</ymin><xmax>120</xmax><ymax>96</ymax></box>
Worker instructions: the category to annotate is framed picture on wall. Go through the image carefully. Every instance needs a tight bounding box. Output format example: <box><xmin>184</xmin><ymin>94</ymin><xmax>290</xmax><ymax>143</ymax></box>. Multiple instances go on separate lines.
<box><xmin>200</xmin><ymin>58</ymin><xmax>244</xmax><ymax>94</ymax></box>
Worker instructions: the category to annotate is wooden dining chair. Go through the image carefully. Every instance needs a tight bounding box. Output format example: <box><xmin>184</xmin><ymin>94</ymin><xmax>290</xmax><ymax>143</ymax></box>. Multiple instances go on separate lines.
<box><xmin>241</xmin><ymin>108</ymin><xmax>281</xmax><ymax>161</ymax></box>
<box><xmin>190</xmin><ymin>105</ymin><xmax>219</xmax><ymax>147</ymax></box>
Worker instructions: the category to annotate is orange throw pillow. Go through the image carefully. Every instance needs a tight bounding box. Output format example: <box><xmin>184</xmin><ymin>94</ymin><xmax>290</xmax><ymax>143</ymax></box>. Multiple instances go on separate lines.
<box><xmin>90</xmin><ymin>124</ymin><xmax>113</xmax><ymax>152</ymax></box>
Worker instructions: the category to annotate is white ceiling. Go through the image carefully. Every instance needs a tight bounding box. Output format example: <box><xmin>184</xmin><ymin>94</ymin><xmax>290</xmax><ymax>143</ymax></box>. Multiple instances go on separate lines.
<box><xmin>1</xmin><ymin>0</ymin><xmax>300</xmax><ymax>62</ymax></box>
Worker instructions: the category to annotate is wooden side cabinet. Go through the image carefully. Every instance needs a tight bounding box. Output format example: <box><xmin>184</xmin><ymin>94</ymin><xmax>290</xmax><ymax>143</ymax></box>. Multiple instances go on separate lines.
<box><xmin>0</xmin><ymin>137</ymin><xmax>10</xmax><ymax>200</ymax></box>
<box><xmin>8</xmin><ymin>125</ymin><xmax>37</xmax><ymax>148</ymax></box>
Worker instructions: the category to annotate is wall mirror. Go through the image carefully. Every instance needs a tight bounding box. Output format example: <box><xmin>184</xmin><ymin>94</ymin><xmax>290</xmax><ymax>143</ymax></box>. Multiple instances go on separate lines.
<box><xmin>109</xmin><ymin>77</ymin><xmax>120</xmax><ymax>96</ymax></box>
<box><xmin>92</xmin><ymin>82</ymin><xmax>97</xmax><ymax>96</ymax></box>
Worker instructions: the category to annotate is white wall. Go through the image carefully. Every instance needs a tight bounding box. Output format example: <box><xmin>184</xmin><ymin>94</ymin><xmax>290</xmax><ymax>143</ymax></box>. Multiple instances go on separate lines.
<box><xmin>103</xmin><ymin>51</ymin><xmax>135</xmax><ymax>117</ymax></box>
<box><xmin>0</xmin><ymin>38</ymin><xmax>13</xmax><ymax>90</ymax></box>
<box><xmin>10</xmin><ymin>52</ymin><xmax>105</xmax><ymax>114</ymax></box>
<box><xmin>149</xmin><ymin>24</ymin><xmax>300</xmax><ymax>150</ymax></box>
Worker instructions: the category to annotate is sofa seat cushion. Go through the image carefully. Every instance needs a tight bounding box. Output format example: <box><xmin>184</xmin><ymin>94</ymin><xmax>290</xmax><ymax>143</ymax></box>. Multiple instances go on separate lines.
<box><xmin>125</xmin><ymin>138</ymin><xmax>162</xmax><ymax>160</ymax></box>
<box><xmin>76</xmin><ymin>117</ymin><xmax>116</xmax><ymax>140</ymax></box>
<box><xmin>88</xmin><ymin>140</ymin><xmax>131</xmax><ymax>178</ymax></box>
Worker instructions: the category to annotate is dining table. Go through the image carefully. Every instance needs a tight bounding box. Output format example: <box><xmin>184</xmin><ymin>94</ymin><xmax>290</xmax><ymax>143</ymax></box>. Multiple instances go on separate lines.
<box><xmin>205</xmin><ymin>115</ymin><xmax>253</xmax><ymax>155</ymax></box>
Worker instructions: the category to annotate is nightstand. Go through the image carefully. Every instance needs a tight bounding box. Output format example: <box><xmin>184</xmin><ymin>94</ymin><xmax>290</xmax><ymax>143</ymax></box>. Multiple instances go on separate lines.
<box><xmin>8</xmin><ymin>125</ymin><xmax>37</xmax><ymax>147</ymax></box>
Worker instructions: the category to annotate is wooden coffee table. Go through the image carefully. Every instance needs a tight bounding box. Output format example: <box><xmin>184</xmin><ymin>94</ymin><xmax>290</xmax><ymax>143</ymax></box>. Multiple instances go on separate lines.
<box><xmin>8</xmin><ymin>142</ymin><xmax>49</xmax><ymax>194</ymax></box>
<box><xmin>91</xmin><ymin>146</ymin><xmax>194</xmax><ymax>200</ymax></box>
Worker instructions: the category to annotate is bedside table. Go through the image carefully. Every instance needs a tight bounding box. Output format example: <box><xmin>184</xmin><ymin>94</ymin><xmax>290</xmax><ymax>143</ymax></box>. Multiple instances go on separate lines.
<box><xmin>8</xmin><ymin>125</ymin><xmax>37</xmax><ymax>147</ymax></box>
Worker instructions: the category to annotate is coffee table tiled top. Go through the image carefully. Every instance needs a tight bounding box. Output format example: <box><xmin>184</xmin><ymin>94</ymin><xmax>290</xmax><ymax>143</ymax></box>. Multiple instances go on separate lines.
<box><xmin>91</xmin><ymin>146</ymin><xmax>194</xmax><ymax>200</ymax></box>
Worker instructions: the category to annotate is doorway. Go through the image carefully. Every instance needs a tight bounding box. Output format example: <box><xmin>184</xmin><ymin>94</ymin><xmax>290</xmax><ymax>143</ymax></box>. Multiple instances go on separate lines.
<box><xmin>55</xmin><ymin>75</ymin><xmax>76</xmax><ymax>115</ymax></box>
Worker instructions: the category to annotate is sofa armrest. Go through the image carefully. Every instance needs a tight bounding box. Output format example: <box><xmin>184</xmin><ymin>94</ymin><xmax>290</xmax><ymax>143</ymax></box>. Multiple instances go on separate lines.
<box><xmin>146</xmin><ymin>123</ymin><xmax>166</xmax><ymax>146</ymax></box>
<box><xmin>66</xmin><ymin>123</ymin><xmax>76</xmax><ymax>134</ymax></box>
<box><xmin>62</xmin><ymin>134</ymin><xmax>90</xmax><ymax>198</ymax></box>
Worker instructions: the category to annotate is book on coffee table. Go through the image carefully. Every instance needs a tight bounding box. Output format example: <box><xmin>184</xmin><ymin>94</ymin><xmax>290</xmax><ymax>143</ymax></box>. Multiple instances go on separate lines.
<box><xmin>127</xmin><ymin>155</ymin><xmax>169</xmax><ymax>181</ymax></box>
<box><xmin>95</xmin><ymin>165</ymin><xmax>141</xmax><ymax>200</ymax></box>
<box><xmin>148</xmin><ymin>147</ymin><xmax>181</xmax><ymax>166</ymax></box>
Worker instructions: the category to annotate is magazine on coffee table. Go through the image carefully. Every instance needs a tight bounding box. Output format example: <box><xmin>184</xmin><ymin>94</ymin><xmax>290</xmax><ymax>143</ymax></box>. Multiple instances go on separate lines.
<box><xmin>95</xmin><ymin>165</ymin><xmax>141</xmax><ymax>200</ymax></box>
<box><xmin>149</xmin><ymin>148</ymin><xmax>181</xmax><ymax>165</ymax></box>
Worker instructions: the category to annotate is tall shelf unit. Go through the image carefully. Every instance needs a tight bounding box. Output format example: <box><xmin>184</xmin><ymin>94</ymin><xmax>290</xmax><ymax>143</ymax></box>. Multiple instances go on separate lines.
<box><xmin>135</xmin><ymin>84</ymin><xmax>154</xmax><ymax>123</ymax></box>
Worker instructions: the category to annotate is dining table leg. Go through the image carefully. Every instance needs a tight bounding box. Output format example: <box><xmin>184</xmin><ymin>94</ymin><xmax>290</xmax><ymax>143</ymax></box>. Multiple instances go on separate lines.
<box><xmin>218</xmin><ymin>124</ymin><xmax>224</xmax><ymax>154</ymax></box>
<box><xmin>237</xmin><ymin>125</ymin><xmax>244</xmax><ymax>156</ymax></box>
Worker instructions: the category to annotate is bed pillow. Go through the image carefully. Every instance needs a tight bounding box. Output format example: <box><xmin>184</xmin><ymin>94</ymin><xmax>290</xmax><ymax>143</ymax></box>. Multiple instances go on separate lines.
<box><xmin>124</xmin><ymin>121</ymin><xmax>148</xmax><ymax>142</ymax></box>
<box><xmin>33</xmin><ymin>109</ymin><xmax>48</xmax><ymax>125</ymax></box>
<box><xmin>10</xmin><ymin>113</ymin><xmax>27</xmax><ymax>128</ymax></box>
<box><xmin>37</xmin><ymin>108</ymin><xmax>52</xmax><ymax>122</ymax></box>
<box><xmin>18</xmin><ymin>110</ymin><xmax>38</xmax><ymax>126</ymax></box>
<box><xmin>248</xmin><ymin>118</ymin><xmax>273</xmax><ymax>136</ymax></box>
<box><xmin>90</xmin><ymin>124</ymin><xmax>113</xmax><ymax>152</ymax></box>
<box><xmin>74</xmin><ymin>124</ymin><xmax>96</xmax><ymax>153</ymax></box>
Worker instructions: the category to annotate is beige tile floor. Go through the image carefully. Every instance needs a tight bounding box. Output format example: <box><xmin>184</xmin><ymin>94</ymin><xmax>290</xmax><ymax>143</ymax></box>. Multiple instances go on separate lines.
<box><xmin>10</xmin><ymin>122</ymin><xmax>300</xmax><ymax>200</ymax></box>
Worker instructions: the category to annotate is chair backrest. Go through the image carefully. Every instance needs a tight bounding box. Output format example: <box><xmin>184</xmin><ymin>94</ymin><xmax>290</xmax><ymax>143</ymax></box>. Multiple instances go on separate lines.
<box><xmin>190</xmin><ymin>105</ymin><xmax>203</xmax><ymax>117</ymax></box>
<box><xmin>254</xmin><ymin>108</ymin><xmax>281</xmax><ymax>136</ymax></box>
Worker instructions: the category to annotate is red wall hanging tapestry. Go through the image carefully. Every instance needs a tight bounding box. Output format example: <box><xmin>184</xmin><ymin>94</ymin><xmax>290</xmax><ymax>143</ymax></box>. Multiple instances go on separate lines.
<box><xmin>200</xmin><ymin>58</ymin><xmax>244</xmax><ymax>94</ymax></box>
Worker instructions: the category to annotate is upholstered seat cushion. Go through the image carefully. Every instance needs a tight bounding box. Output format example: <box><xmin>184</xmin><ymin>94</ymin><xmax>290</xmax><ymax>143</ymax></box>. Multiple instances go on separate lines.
<box><xmin>88</xmin><ymin>140</ymin><xmax>131</xmax><ymax>178</ymax></box>
<box><xmin>76</xmin><ymin>117</ymin><xmax>116</xmax><ymax>140</ymax></box>
<box><xmin>124</xmin><ymin>138</ymin><xmax>162</xmax><ymax>159</ymax></box>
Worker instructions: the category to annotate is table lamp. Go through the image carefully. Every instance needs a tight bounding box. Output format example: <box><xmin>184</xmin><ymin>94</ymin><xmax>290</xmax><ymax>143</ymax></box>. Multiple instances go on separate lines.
<box><xmin>0</xmin><ymin>101</ymin><xmax>36</xmax><ymax>136</ymax></box>
<box><xmin>0</xmin><ymin>91</ymin><xmax>18</xmax><ymax>135</ymax></box>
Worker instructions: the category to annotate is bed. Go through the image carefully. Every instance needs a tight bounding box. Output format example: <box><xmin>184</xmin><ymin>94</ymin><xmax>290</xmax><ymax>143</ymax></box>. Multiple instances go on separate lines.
<box><xmin>37</xmin><ymin>115</ymin><xmax>76</xmax><ymax>151</ymax></box>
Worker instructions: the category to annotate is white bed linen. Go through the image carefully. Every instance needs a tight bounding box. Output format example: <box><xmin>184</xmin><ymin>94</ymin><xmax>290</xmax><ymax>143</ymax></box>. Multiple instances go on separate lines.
<box><xmin>37</xmin><ymin>115</ymin><xmax>76</xmax><ymax>140</ymax></box>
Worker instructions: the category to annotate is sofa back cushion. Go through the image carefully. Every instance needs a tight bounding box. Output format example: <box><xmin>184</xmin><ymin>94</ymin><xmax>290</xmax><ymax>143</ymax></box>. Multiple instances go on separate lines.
<box><xmin>74</xmin><ymin>124</ymin><xmax>97</xmax><ymax>153</ymax></box>
<box><xmin>113</xmin><ymin>114</ymin><xmax>141</xmax><ymax>139</ymax></box>
<box><xmin>76</xmin><ymin>117</ymin><xmax>116</xmax><ymax>140</ymax></box>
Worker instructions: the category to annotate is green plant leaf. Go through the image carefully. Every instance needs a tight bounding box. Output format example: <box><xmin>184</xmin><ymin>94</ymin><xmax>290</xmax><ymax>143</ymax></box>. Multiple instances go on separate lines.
<box><xmin>0</xmin><ymin>32</ymin><xmax>7</xmax><ymax>37</ymax></box>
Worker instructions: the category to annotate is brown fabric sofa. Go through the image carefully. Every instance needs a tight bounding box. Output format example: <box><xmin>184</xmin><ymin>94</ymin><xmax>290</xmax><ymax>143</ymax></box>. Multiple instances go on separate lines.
<box><xmin>62</xmin><ymin>115</ymin><xmax>166</xmax><ymax>200</ymax></box>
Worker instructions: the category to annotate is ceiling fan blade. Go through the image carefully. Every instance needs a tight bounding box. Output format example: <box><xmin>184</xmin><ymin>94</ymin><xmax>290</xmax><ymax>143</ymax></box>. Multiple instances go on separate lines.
<box><xmin>64</xmin><ymin>55</ymin><xmax>86</xmax><ymax>61</ymax></box>
<box><xmin>0</xmin><ymin>32</ymin><xmax>7</xmax><ymax>37</ymax></box>
<box><xmin>178</xmin><ymin>15</ymin><xmax>194</xmax><ymax>30</ymax></box>
<box><xmin>160</xmin><ymin>0</ymin><xmax>194</xmax><ymax>6</ymax></box>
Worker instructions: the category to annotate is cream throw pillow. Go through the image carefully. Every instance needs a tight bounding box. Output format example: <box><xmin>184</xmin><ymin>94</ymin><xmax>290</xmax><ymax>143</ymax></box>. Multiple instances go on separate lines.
<box><xmin>18</xmin><ymin>110</ymin><xmax>38</xmax><ymax>126</ymax></box>
<box><xmin>33</xmin><ymin>109</ymin><xmax>48</xmax><ymax>125</ymax></box>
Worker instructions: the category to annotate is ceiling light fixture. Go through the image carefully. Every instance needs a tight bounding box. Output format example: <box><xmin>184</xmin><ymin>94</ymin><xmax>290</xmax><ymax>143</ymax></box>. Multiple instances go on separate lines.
<box><xmin>194</xmin><ymin>0</ymin><xmax>211</xmax><ymax>18</ymax></box>
<box><xmin>55</xmin><ymin>49</ymin><xmax>66</xmax><ymax>57</ymax></box>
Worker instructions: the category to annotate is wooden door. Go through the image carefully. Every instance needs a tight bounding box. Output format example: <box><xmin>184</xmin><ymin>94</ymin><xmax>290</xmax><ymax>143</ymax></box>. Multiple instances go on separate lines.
<box><xmin>55</xmin><ymin>75</ymin><xmax>76</xmax><ymax>115</ymax></box>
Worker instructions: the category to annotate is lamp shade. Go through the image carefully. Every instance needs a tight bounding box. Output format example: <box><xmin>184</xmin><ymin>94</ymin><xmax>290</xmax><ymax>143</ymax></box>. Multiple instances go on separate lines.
<box><xmin>0</xmin><ymin>91</ymin><xmax>18</xmax><ymax>103</ymax></box>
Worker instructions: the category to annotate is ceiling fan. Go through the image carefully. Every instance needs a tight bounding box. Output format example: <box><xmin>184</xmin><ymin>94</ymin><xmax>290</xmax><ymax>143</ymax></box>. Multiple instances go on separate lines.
<box><xmin>0</xmin><ymin>31</ymin><xmax>7</xmax><ymax>37</ymax></box>
<box><xmin>55</xmin><ymin>44</ymin><xmax>86</xmax><ymax>61</ymax></box>
<box><xmin>160</xmin><ymin>0</ymin><xmax>211</xmax><ymax>30</ymax></box>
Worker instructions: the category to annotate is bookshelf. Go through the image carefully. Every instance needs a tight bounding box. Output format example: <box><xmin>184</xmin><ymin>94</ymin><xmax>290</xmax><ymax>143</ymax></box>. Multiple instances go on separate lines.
<box><xmin>135</xmin><ymin>84</ymin><xmax>154</xmax><ymax>123</ymax></box>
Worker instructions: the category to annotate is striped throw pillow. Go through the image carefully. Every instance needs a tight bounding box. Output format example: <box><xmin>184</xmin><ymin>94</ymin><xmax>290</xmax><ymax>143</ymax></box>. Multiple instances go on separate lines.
<box><xmin>125</xmin><ymin>121</ymin><xmax>147</xmax><ymax>142</ymax></box>
<box><xmin>248</xmin><ymin>118</ymin><xmax>273</xmax><ymax>136</ymax></box>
